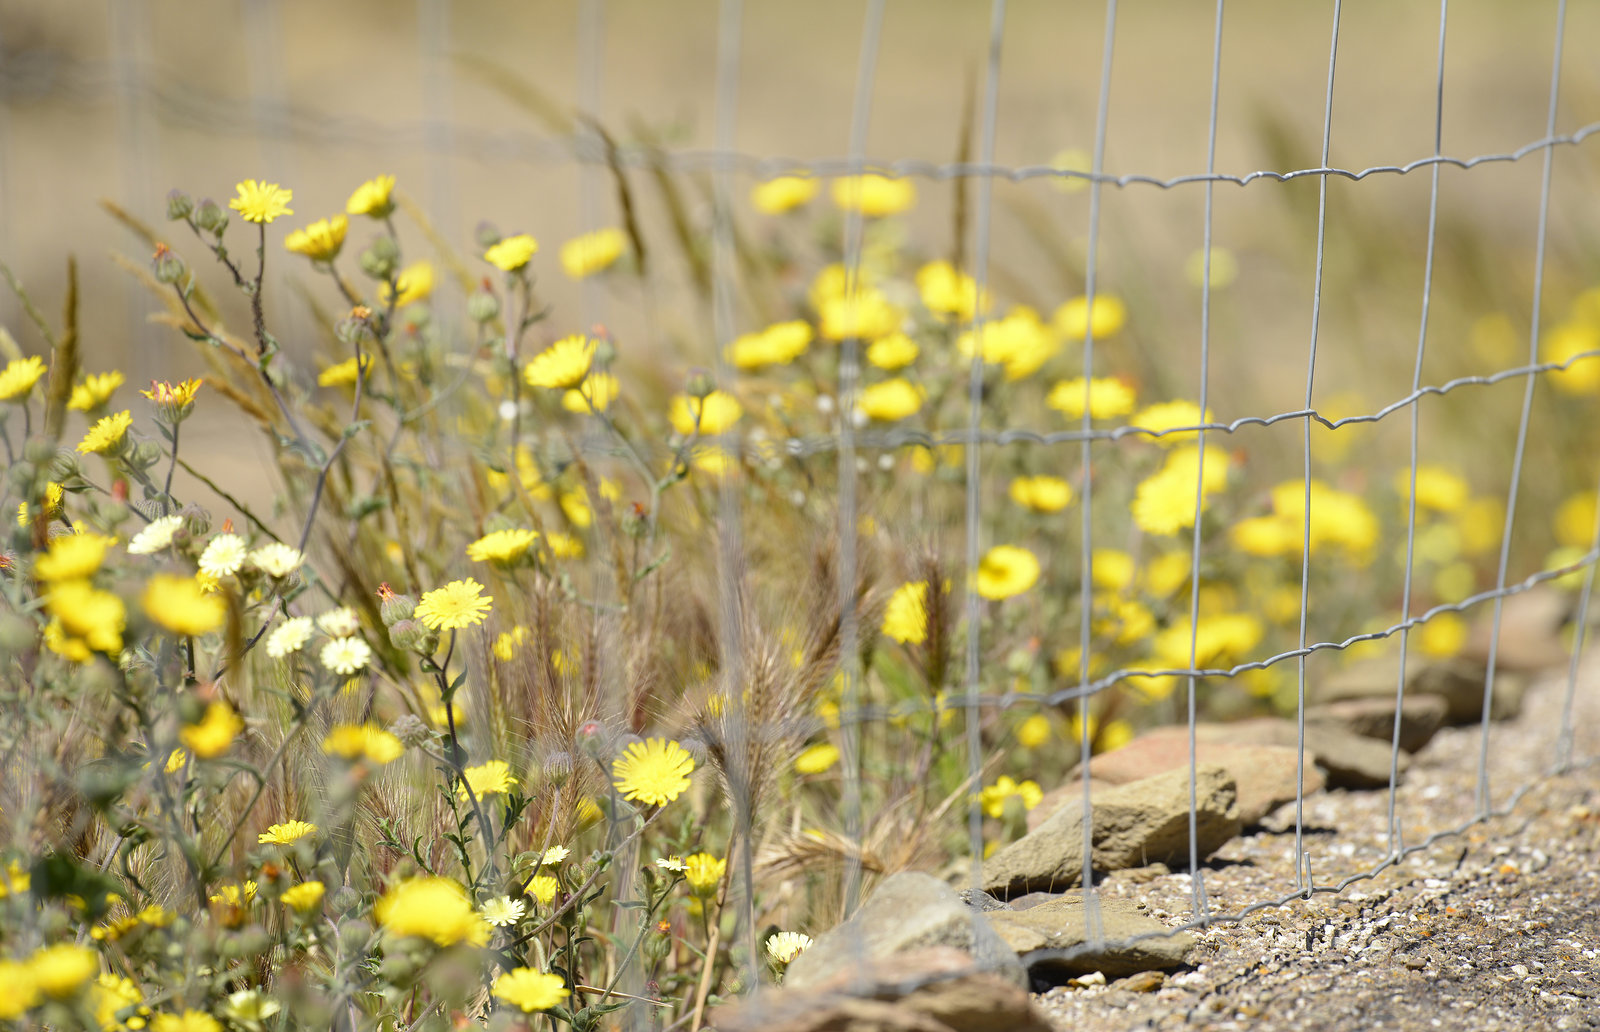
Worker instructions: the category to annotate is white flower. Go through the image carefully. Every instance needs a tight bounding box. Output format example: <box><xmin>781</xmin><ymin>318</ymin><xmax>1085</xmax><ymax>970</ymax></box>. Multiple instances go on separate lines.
<box><xmin>655</xmin><ymin>856</ymin><xmax>686</xmax><ymax>872</ymax></box>
<box><xmin>539</xmin><ymin>846</ymin><xmax>571</xmax><ymax>866</ymax></box>
<box><xmin>478</xmin><ymin>895</ymin><xmax>527</xmax><ymax>927</ymax></box>
<box><xmin>128</xmin><ymin>515</ymin><xmax>184</xmax><ymax>556</ymax></box>
<box><xmin>765</xmin><ymin>931</ymin><xmax>813</xmax><ymax>965</ymax></box>
<box><xmin>317</xmin><ymin>607</ymin><xmax>361</xmax><ymax>638</ymax></box>
<box><xmin>249</xmin><ymin>542</ymin><xmax>303</xmax><ymax>578</ymax></box>
<box><xmin>199</xmin><ymin>533</ymin><xmax>248</xmax><ymax>577</ymax></box>
<box><xmin>320</xmin><ymin>636</ymin><xmax>371</xmax><ymax>675</ymax></box>
<box><xmin>265</xmin><ymin>617</ymin><xmax>314</xmax><ymax>659</ymax></box>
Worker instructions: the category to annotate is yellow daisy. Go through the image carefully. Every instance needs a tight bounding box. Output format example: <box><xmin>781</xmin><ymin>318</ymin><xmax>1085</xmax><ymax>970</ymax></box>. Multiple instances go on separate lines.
<box><xmin>284</xmin><ymin>214</ymin><xmax>348</xmax><ymax>261</ymax></box>
<box><xmin>0</xmin><ymin>355</ymin><xmax>47</xmax><ymax>402</ymax></box>
<box><xmin>346</xmin><ymin>175</ymin><xmax>396</xmax><ymax>217</ymax></box>
<box><xmin>612</xmin><ymin>738</ymin><xmax>695</xmax><ymax>807</ymax></box>
<box><xmin>975</xmin><ymin>545</ymin><xmax>1041</xmax><ymax>600</ymax></box>
<box><xmin>229</xmin><ymin>180</ymin><xmax>294</xmax><ymax>224</ymax></box>
<box><xmin>77</xmin><ymin>411</ymin><xmax>133</xmax><ymax>455</ymax></box>
<box><xmin>415</xmin><ymin>579</ymin><xmax>493</xmax><ymax>631</ymax></box>
<box><xmin>484</xmin><ymin>233</ymin><xmax>539</xmax><ymax>272</ymax></box>
<box><xmin>559</xmin><ymin>227</ymin><xmax>626</xmax><ymax>278</ymax></box>
<box><xmin>524</xmin><ymin>335</ymin><xmax>595</xmax><ymax>390</ymax></box>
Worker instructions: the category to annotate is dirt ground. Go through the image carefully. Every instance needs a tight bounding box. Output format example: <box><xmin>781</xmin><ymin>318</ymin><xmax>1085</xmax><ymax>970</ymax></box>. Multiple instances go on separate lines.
<box><xmin>1031</xmin><ymin>649</ymin><xmax>1600</xmax><ymax>1031</ymax></box>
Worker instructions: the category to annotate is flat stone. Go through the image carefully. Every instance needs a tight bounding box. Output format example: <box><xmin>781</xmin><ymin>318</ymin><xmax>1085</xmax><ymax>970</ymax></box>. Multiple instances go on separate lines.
<box><xmin>1116</xmin><ymin>970</ymin><xmax>1167</xmax><ymax>992</ymax></box>
<box><xmin>1307</xmin><ymin>693</ymin><xmax>1449</xmax><ymax>753</ymax></box>
<box><xmin>784</xmin><ymin>872</ymin><xmax>1027</xmax><ymax>991</ymax></box>
<box><xmin>1177</xmin><ymin>717</ymin><xmax>1410</xmax><ymax>790</ymax></box>
<box><xmin>1463</xmin><ymin>584</ymin><xmax>1572</xmax><ymax>672</ymax></box>
<box><xmin>982</xmin><ymin>765</ymin><xmax>1240</xmax><ymax>897</ymax></box>
<box><xmin>1317</xmin><ymin>653</ymin><xmax>1524</xmax><ymax>724</ymax></box>
<box><xmin>715</xmin><ymin>948</ymin><xmax>1053</xmax><ymax>1032</ymax></box>
<box><xmin>986</xmin><ymin>893</ymin><xmax>1194</xmax><ymax>978</ymax></box>
<box><xmin>1027</xmin><ymin>777</ymin><xmax>1118</xmax><ymax>832</ymax></box>
<box><xmin>1079</xmin><ymin>735</ymin><xmax>1325</xmax><ymax>825</ymax></box>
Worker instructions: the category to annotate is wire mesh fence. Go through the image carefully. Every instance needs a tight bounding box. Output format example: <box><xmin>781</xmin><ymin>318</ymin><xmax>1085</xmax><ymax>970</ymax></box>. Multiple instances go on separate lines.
<box><xmin>4</xmin><ymin>0</ymin><xmax>1600</xmax><ymax>1027</ymax></box>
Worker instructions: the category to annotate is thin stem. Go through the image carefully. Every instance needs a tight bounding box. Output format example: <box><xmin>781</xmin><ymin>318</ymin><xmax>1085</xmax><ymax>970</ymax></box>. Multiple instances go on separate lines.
<box><xmin>161</xmin><ymin>421</ymin><xmax>180</xmax><ymax>516</ymax></box>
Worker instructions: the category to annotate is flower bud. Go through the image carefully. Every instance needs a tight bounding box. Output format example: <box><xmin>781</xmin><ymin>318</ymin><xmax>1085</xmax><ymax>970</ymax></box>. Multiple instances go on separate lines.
<box><xmin>166</xmin><ymin>189</ymin><xmax>193</xmax><ymax>220</ymax></box>
<box><xmin>194</xmin><ymin>199</ymin><xmax>228</xmax><ymax>235</ymax></box>
<box><xmin>542</xmin><ymin>751</ymin><xmax>574</xmax><ymax>788</ymax></box>
<box><xmin>23</xmin><ymin>438</ymin><xmax>56</xmax><ymax>465</ymax></box>
<box><xmin>151</xmin><ymin>244</ymin><xmax>187</xmax><ymax>285</ymax></box>
<box><xmin>180</xmin><ymin>503</ymin><xmax>211</xmax><ymax>538</ymax></box>
<box><xmin>336</xmin><ymin>306</ymin><xmax>377</xmax><ymax>347</ymax></box>
<box><xmin>466</xmin><ymin>289</ymin><xmax>500</xmax><ymax>324</ymax></box>
<box><xmin>387</xmin><ymin>618</ymin><xmax>437</xmax><ymax>655</ymax></box>
<box><xmin>377</xmin><ymin>584</ymin><xmax>416</xmax><ymax>625</ymax></box>
<box><xmin>643</xmin><ymin>927</ymin><xmax>672</xmax><ymax>965</ymax></box>
<box><xmin>388</xmin><ymin>714</ymin><xmax>430</xmax><ymax>749</ymax></box>
<box><xmin>591</xmin><ymin>332</ymin><xmax>618</xmax><ymax>367</ymax></box>
<box><xmin>131</xmin><ymin>440</ymin><xmax>163</xmax><ymax>470</ymax></box>
<box><xmin>475</xmin><ymin>221</ymin><xmax>502</xmax><ymax>250</ymax></box>
<box><xmin>684</xmin><ymin>368</ymin><xmax>716</xmax><ymax>400</ymax></box>
<box><xmin>575</xmin><ymin>720</ymin><xmax>612</xmax><ymax>762</ymax></box>
<box><xmin>6</xmin><ymin>461</ymin><xmax>35</xmax><ymax>492</ymax></box>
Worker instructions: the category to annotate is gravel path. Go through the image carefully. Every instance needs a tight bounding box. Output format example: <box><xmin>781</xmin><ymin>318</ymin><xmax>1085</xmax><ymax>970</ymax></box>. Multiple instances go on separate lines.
<box><xmin>1032</xmin><ymin>650</ymin><xmax>1600</xmax><ymax>1032</ymax></box>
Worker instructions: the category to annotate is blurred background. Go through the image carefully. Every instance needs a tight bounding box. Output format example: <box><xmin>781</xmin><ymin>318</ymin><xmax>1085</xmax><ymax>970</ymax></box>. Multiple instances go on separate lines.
<box><xmin>1</xmin><ymin>0</ymin><xmax>1597</xmax><ymax>577</ymax></box>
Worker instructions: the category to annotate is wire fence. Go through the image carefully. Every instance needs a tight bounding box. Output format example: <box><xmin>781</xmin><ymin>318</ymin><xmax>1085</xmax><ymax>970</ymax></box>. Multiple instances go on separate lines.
<box><xmin>5</xmin><ymin>0</ymin><xmax>1600</xmax><ymax>1025</ymax></box>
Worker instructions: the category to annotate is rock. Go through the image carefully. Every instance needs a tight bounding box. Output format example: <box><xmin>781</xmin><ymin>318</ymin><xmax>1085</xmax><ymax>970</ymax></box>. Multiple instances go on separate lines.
<box><xmin>1076</xmin><ymin>735</ymin><xmax>1325</xmax><ymax>825</ymax></box>
<box><xmin>1117</xmin><ymin>970</ymin><xmax>1167</xmax><ymax>992</ymax></box>
<box><xmin>986</xmin><ymin>894</ymin><xmax>1194</xmax><ymax>979</ymax></box>
<box><xmin>1170</xmin><ymin>718</ymin><xmax>1410</xmax><ymax>790</ymax></box>
<box><xmin>982</xmin><ymin>765</ymin><xmax>1240</xmax><ymax>897</ymax></box>
<box><xmin>1317</xmin><ymin>652</ymin><xmax>1524</xmax><ymax>724</ymax></box>
<box><xmin>1463</xmin><ymin>584</ymin><xmax>1572</xmax><ymax>672</ymax></box>
<box><xmin>714</xmin><ymin>947</ymin><xmax>1054</xmax><ymax>1032</ymax></box>
<box><xmin>957</xmin><ymin>889</ymin><xmax>1009</xmax><ymax>913</ymax></box>
<box><xmin>1307</xmin><ymin>693</ymin><xmax>1448</xmax><ymax>753</ymax></box>
<box><xmin>1026</xmin><ymin>777</ymin><xmax>1118</xmax><ymax>832</ymax></box>
<box><xmin>784</xmin><ymin>872</ymin><xmax>1027</xmax><ymax>991</ymax></box>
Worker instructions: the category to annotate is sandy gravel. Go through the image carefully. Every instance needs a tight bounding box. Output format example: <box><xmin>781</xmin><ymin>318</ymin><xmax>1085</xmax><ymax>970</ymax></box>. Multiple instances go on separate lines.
<box><xmin>1031</xmin><ymin>650</ymin><xmax>1600</xmax><ymax>1032</ymax></box>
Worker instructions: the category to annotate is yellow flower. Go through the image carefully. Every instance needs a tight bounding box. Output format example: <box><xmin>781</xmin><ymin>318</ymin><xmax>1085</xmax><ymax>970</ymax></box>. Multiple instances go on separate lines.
<box><xmin>1417</xmin><ymin>612</ymin><xmax>1467</xmax><ymax>658</ymax></box>
<box><xmin>751</xmin><ymin>175</ymin><xmax>820</xmax><ymax>213</ymax></box>
<box><xmin>284</xmin><ymin>214</ymin><xmax>349</xmax><ymax>261</ymax></box>
<box><xmin>198</xmin><ymin>532</ymin><xmax>247</xmax><ymax>578</ymax></box>
<box><xmin>281</xmin><ymin>881</ymin><xmax>325</xmax><ymax>912</ymax></box>
<box><xmin>766</xmin><ymin>931</ymin><xmax>814</xmax><ymax>965</ymax></box>
<box><xmin>794</xmin><ymin>742</ymin><xmax>840</xmax><ymax>775</ymax></box>
<box><xmin>321</xmin><ymin>723</ymin><xmax>404</xmax><ymax>764</ymax></box>
<box><xmin>858</xmin><ymin>378</ymin><xmax>923</xmax><ymax>422</ymax></box>
<box><xmin>832</xmin><ymin>173</ymin><xmax>916</xmax><ymax>216</ymax></box>
<box><xmin>1130</xmin><ymin>444</ymin><xmax>1230</xmax><ymax>536</ymax></box>
<box><xmin>1009</xmin><ymin>475</ymin><xmax>1074</xmax><ymax>514</ymax></box>
<box><xmin>493</xmin><ymin>626</ymin><xmax>529</xmax><ymax>661</ymax></box>
<box><xmin>882</xmin><ymin>581</ymin><xmax>929</xmax><ymax>644</ymax></box>
<box><xmin>1269</xmin><ymin>479</ymin><xmax>1379</xmax><ymax>559</ymax></box>
<box><xmin>140</xmin><ymin>378</ymin><xmax>202</xmax><ymax>422</ymax></box>
<box><xmin>562</xmin><ymin>372</ymin><xmax>620</xmax><ymax>413</ymax></box>
<box><xmin>229</xmin><ymin>180</ymin><xmax>293</xmax><ymax>224</ymax></box>
<box><xmin>1555</xmin><ymin>490</ymin><xmax>1597</xmax><ymax>549</ymax></box>
<box><xmin>458</xmin><ymin>759</ymin><xmax>515</xmax><ymax>801</ymax></box>
<box><xmin>1154</xmin><ymin>612</ymin><xmax>1264</xmax><ymax>668</ymax></box>
<box><xmin>612</xmin><ymin>738</ymin><xmax>695</xmax><ymax>807</ymax></box>
<box><xmin>683</xmin><ymin>853</ymin><xmax>726</xmax><ymax>898</ymax></box>
<box><xmin>208</xmin><ymin>881</ymin><xmax>257</xmax><ymax>906</ymax></box>
<box><xmin>1544</xmin><ymin>322</ymin><xmax>1600</xmax><ymax>394</ymax></box>
<box><xmin>560</xmin><ymin>227</ymin><xmax>626</xmax><ymax>278</ymax></box>
<box><xmin>493</xmin><ymin>969</ymin><xmax>569</xmax><ymax>1013</ymax></box>
<box><xmin>152</xmin><ymin>1011</ymin><xmax>222</xmax><ymax>1032</ymax></box>
<box><xmin>0</xmin><ymin>958</ymin><xmax>38</xmax><ymax>1019</ymax></box>
<box><xmin>1017</xmin><ymin>713</ymin><xmax>1051</xmax><ymax>749</ymax></box>
<box><xmin>467</xmin><ymin>528</ymin><xmax>540</xmax><ymax>565</ymax></box>
<box><xmin>916</xmin><ymin>261</ymin><xmax>990</xmax><ymax>322</ymax></box>
<box><xmin>142</xmin><ymin>573</ymin><xmax>227</xmax><ymax>636</ymax></box>
<box><xmin>1095</xmin><ymin>597</ymin><xmax>1155</xmax><ymax>645</ymax></box>
<box><xmin>1230</xmin><ymin>515</ymin><xmax>1301</xmax><ymax>557</ymax></box>
<box><xmin>77</xmin><ymin>411</ymin><xmax>133</xmax><ymax>455</ymax></box>
<box><xmin>26</xmin><ymin>943</ymin><xmax>98</xmax><ymax>998</ymax></box>
<box><xmin>524</xmin><ymin>335</ymin><xmax>595</xmax><ymax>390</ymax></box>
<box><xmin>1047</xmin><ymin>376</ymin><xmax>1137</xmax><ymax>420</ymax></box>
<box><xmin>45</xmin><ymin>580</ymin><xmax>125</xmax><ymax>654</ymax></box>
<box><xmin>374</xmin><ymin>876</ymin><xmax>490</xmax><ymax>947</ymax></box>
<box><xmin>1053</xmin><ymin>294</ymin><xmax>1127</xmax><ymax>340</ymax></box>
<box><xmin>727</xmin><ymin>320</ymin><xmax>813</xmax><ymax>370</ymax></box>
<box><xmin>866</xmin><ymin>333</ymin><xmax>919</xmax><ymax>371</ymax></box>
<box><xmin>33</xmin><ymin>532</ymin><xmax>116</xmax><ymax>582</ymax></box>
<box><xmin>1090</xmin><ymin>549</ymin><xmax>1135</xmax><ymax>593</ymax></box>
<box><xmin>819</xmin><ymin>288</ymin><xmax>899</xmax><ymax>341</ymax></box>
<box><xmin>180</xmin><ymin>702</ymin><xmax>243</xmax><ymax>759</ymax></box>
<box><xmin>479</xmin><ymin>895</ymin><xmax>526</xmax><ymax>927</ymax></box>
<box><xmin>525</xmin><ymin>875</ymin><xmax>559</xmax><ymax>907</ymax></box>
<box><xmin>257</xmin><ymin>820</ymin><xmax>316</xmax><ymax>845</ymax></box>
<box><xmin>69</xmin><ymin>371</ymin><xmax>124</xmax><ymax>411</ymax></box>
<box><xmin>1395</xmin><ymin>465</ymin><xmax>1470</xmax><ymax>513</ymax></box>
<box><xmin>317</xmin><ymin>355</ymin><xmax>370</xmax><ymax>388</ymax></box>
<box><xmin>92</xmin><ymin>972</ymin><xmax>146</xmax><ymax>1030</ymax></box>
<box><xmin>380</xmin><ymin>261</ymin><xmax>434</xmax><ymax>307</ymax></box>
<box><xmin>669</xmin><ymin>390</ymin><xmax>743</xmax><ymax>436</ymax></box>
<box><xmin>0</xmin><ymin>355</ymin><xmax>47</xmax><ymax>402</ymax></box>
<box><xmin>415</xmin><ymin>578</ymin><xmax>493</xmax><ymax>631</ymax></box>
<box><xmin>979</xmin><ymin>775</ymin><xmax>1043</xmax><ymax>818</ymax></box>
<box><xmin>956</xmin><ymin>308</ymin><xmax>1057</xmax><ymax>380</ymax></box>
<box><xmin>346</xmin><ymin>174</ymin><xmax>396</xmax><ymax>217</ymax></box>
<box><xmin>484</xmin><ymin>233</ymin><xmax>539</xmax><ymax>272</ymax></box>
<box><xmin>1131</xmin><ymin>400</ymin><xmax>1210</xmax><ymax>446</ymax></box>
<box><xmin>976</xmin><ymin>545</ymin><xmax>1041</xmax><ymax>600</ymax></box>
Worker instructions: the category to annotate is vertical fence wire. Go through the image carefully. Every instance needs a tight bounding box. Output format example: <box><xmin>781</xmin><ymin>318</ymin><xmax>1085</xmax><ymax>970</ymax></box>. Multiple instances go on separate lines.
<box><xmin>1477</xmin><ymin>0</ymin><xmax>1569</xmax><ymax>816</ymax></box>
<box><xmin>1182</xmin><ymin>0</ymin><xmax>1228</xmax><ymax>926</ymax></box>
<box><xmin>1293</xmin><ymin>0</ymin><xmax>1343</xmax><ymax>896</ymax></box>
<box><xmin>108</xmin><ymin>0</ymin><xmax>157</xmax><ymax>388</ymax></box>
<box><xmin>1389</xmin><ymin>0</ymin><xmax>1451</xmax><ymax>860</ymax></box>
<box><xmin>1075</xmin><ymin>0</ymin><xmax>1120</xmax><ymax>944</ymax></box>
<box><xmin>835</xmin><ymin>0</ymin><xmax>887</xmax><ymax>937</ymax></box>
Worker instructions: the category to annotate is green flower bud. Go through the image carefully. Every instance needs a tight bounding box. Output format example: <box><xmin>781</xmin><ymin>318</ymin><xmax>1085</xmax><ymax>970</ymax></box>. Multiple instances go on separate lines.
<box><xmin>475</xmin><ymin>221</ymin><xmax>502</xmax><ymax>250</ymax></box>
<box><xmin>466</xmin><ymin>290</ymin><xmax>500</xmax><ymax>324</ymax></box>
<box><xmin>685</xmin><ymin>368</ymin><xmax>716</xmax><ymax>400</ymax></box>
<box><xmin>166</xmin><ymin>189</ymin><xmax>193</xmax><ymax>220</ymax></box>
<box><xmin>194</xmin><ymin>199</ymin><xmax>228</xmax><ymax>234</ymax></box>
